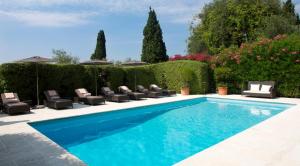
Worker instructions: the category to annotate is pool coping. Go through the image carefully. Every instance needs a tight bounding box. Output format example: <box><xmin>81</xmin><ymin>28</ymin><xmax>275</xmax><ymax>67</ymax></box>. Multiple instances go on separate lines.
<box><xmin>0</xmin><ymin>94</ymin><xmax>299</xmax><ymax>166</ymax></box>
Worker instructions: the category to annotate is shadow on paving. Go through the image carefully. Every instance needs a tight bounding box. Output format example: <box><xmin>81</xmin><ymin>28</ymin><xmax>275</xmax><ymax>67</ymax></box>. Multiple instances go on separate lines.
<box><xmin>0</xmin><ymin>132</ymin><xmax>86</xmax><ymax>166</ymax></box>
<box><xmin>0</xmin><ymin>120</ymin><xmax>29</xmax><ymax>126</ymax></box>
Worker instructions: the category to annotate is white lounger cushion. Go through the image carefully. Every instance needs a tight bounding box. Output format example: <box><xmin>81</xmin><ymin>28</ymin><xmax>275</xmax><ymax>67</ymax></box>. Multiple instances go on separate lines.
<box><xmin>243</xmin><ymin>90</ymin><xmax>271</xmax><ymax>94</ymax></box>
<box><xmin>260</xmin><ymin>85</ymin><xmax>272</xmax><ymax>92</ymax></box>
<box><xmin>4</xmin><ymin>93</ymin><xmax>15</xmax><ymax>99</ymax></box>
<box><xmin>250</xmin><ymin>84</ymin><xmax>260</xmax><ymax>91</ymax></box>
<box><xmin>78</xmin><ymin>88</ymin><xmax>88</xmax><ymax>94</ymax></box>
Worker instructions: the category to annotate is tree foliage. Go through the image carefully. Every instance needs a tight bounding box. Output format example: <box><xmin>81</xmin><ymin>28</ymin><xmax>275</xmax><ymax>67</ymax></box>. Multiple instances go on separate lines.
<box><xmin>52</xmin><ymin>49</ymin><xmax>79</xmax><ymax>64</ymax></box>
<box><xmin>91</xmin><ymin>30</ymin><xmax>107</xmax><ymax>60</ymax></box>
<box><xmin>188</xmin><ymin>0</ymin><xmax>300</xmax><ymax>54</ymax></box>
<box><xmin>141</xmin><ymin>7</ymin><xmax>168</xmax><ymax>63</ymax></box>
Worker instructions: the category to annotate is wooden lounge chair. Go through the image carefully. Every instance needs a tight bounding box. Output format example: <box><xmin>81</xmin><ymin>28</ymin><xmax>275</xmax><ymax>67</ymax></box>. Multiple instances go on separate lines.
<box><xmin>101</xmin><ymin>87</ymin><xmax>129</xmax><ymax>102</ymax></box>
<box><xmin>149</xmin><ymin>84</ymin><xmax>176</xmax><ymax>96</ymax></box>
<box><xmin>75</xmin><ymin>88</ymin><xmax>105</xmax><ymax>105</ymax></box>
<box><xmin>242</xmin><ymin>81</ymin><xmax>276</xmax><ymax>98</ymax></box>
<box><xmin>44</xmin><ymin>90</ymin><xmax>73</xmax><ymax>109</ymax></box>
<box><xmin>1</xmin><ymin>93</ymin><xmax>30</xmax><ymax>115</ymax></box>
<box><xmin>137</xmin><ymin>85</ymin><xmax>161</xmax><ymax>98</ymax></box>
<box><xmin>118</xmin><ymin>86</ymin><xmax>146</xmax><ymax>100</ymax></box>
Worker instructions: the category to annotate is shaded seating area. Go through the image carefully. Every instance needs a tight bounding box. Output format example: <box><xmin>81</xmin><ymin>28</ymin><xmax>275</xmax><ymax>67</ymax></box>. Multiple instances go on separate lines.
<box><xmin>44</xmin><ymin>90</ymin><xmax>73</xmax><ymax>109</ymax></box>
<box><xmin>0</xmin><ymin>93</ymin><xmax>30</xmax><ymax>115</ymax></box>
<box><xmin>242</xmin><ymin>81</ymin><xmax>276</xmax><ymax>98</ymax></box>
<box><xmin>75</xmin><ymin>88</ymin><xmax>105</xmax><ymax>105</ymax></box>
<box><xmin>137</xmin><ymin>85</ymin><xmax>161</xmax><ymax>98</ymax></box>
<box><xmin>101</xmin><ymin>87</ymin><xmax>129</xmax><ymax>102</ymax></box>
<box><xmin>150</xmin><ymin>84</ymin><xmax>176</xmax><ymax>96</ymax></box>
<box><xmin>118</xmin><ymin>86</ymin><xmax>146</xmax><ymax>100</ymax></box>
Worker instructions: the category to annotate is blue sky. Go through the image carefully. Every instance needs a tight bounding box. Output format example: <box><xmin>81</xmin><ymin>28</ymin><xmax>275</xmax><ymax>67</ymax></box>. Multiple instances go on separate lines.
<box><xmin>0</xmin><ymin>0</ymin><xmax>300</xmax><ymax>63</ymax></box>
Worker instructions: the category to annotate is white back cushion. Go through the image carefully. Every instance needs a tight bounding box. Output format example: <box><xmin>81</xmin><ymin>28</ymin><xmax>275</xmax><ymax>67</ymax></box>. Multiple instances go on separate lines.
<box><xmin>78</xmin><ymin>88</ymin><xmax>88</xmax><ymax>94</ymax></box>
<box><xmin>250</xmin><ymin>84</ymin><xmax>260</xmax><ymax>91</ymax></box>
<box><xmin>260</xmin><ymin>85</ymin><xmax>272</xmax><ymax>92</ymax></box>
<box><xmin>4</xmin><ymin>93</ymin><xmax>15</xmax><ymax>99</ymax></box>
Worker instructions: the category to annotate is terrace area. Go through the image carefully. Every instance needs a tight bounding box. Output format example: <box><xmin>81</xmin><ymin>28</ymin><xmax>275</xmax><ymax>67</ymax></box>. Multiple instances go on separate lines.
<box><xmin>0</xmin><ymin>94</ymin><xmax>299</xmax><ymax>166</ymax></box>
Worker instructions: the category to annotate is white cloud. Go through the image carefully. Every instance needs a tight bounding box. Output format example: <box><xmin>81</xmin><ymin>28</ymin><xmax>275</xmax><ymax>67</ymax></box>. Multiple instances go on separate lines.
<box><xmin>0</xmin><ymin>0</ymin><xmax>207</xmax><ymax>26</ymax></box>
<box><xmin>0</xmin><ymin>10</ymin><xmax>96</xmax><ymax>27</ymax></box>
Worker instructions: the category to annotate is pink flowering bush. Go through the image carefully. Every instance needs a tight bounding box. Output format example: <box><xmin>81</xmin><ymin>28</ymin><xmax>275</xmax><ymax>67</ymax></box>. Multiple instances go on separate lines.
<box><xmin>211</xmin><ymin>34</ymin><xmax>300</xmax><ymax>97</ymax></box>
<box><xmin>169</xmin><ymin>53</ymin><xmax>211</xmax><ymax>62</ymax></box>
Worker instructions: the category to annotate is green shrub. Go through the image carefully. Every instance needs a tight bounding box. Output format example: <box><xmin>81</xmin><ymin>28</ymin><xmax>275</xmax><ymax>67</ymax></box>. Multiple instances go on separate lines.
<box><xmin>179</xmin><ymin>67</ymin><xmax>194</xmax><ymax>88</ymax></box>
<box><xmin>214</xmin><ymin>67</ymin><xmax>232</xmax><ymax>87</ymax></box>
<box><xmin>212</xmin><ymin>34</ymin><xmax>300</xmax><ymax>97</ymax></box>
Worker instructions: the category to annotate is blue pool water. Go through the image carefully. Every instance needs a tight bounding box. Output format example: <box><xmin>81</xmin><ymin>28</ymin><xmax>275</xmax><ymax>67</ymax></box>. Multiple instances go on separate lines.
<box><xmin>30</xmin><ymin>98</ymin><xmax>292</xmax><ymax>166</ymax></box>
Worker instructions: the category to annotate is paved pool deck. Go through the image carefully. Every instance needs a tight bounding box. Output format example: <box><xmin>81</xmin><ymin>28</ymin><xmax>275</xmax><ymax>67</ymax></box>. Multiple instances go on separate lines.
<box><xmin>0</xmin><ymin>94</ymin><xmax>299</xmax><ymax>166</ymax></box>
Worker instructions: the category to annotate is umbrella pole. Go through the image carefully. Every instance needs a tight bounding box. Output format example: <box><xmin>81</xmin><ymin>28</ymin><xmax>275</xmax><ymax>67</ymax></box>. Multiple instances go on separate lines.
<box><xmin>135</xmin><ymin>69</ymin><xmax>137</xmax><ymax>91</ymax></box>
<box><xmin>36</xmin><ymin>63</ymin><xmax>39</xmax><ymax>106</ymax></box>
<box><xmin>95</xmin><ymin>67</ymin><xmax>97</xmax><ymax>96</ymax></box>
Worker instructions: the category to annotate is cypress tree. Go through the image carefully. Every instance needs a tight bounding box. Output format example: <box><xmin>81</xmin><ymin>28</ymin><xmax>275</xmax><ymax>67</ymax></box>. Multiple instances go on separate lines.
<box><xmin>141</xmin><ymin>7</ymin><xmax>168</xmax><ymax>63</ymax></box>
<box><xmin>91</xmin><ymin>30</ymin><xmax>106</xmax><ymax>60</ymax></box>
<box><xmin>283</xmin><ymin>0</ymin><xmax>295</xmax><ymax>15</ymax></box>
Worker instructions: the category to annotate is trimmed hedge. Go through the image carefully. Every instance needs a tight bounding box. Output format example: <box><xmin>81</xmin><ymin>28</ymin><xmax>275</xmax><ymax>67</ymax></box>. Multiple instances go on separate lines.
<box><xmin>0</xmin><ymin>61</ymin><xmax>209</xmax><ymax>104</ymax></box>
<box><xmin>212</xmin><ymin>34</ymin><xmax>300</xmax><ymax>97</ymax></box>
<box><xmin>124</xmin><ymin>60</ymin><xmax>209</xmax><ymax>94</ymax></box>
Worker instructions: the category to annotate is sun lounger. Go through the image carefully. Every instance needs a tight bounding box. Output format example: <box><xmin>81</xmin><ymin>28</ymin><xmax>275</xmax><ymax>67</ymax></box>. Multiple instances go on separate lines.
<box><xmin>75</xmin><ymin>88</ymin><xmax>105</xmax><ymax>105</ymax></box>
<box><xmin>101</xmin><ymin>87</ymin><xmax>129</xmax><ymax>102</ymax></box>
<box><xmin>242</xmin><ymin>81</ymin><xmax>276</xmax><ymax>98</ymax></box>
<box><xmin>1</xmin><ymin>93</ymin><xmax>30</xmax><ymax>115</ymax></box>
<box><xmin>149</xmin><ymin>84</ymin><xmax>176</xmax><ymax>96</ymax></box>
<box><xmin>137</xmin><ymin>85</ymin><xmax>161</xmax><ymax>98</ymax></box>
<box><xmin>44</xmin><ymin>90</ymin><xmax>73</xmax><ymax>109</ymax></box>
<box><xmin>118</xmin><ymin>86</ymin><xmax>146</xmax><ymax>100</ymax></box>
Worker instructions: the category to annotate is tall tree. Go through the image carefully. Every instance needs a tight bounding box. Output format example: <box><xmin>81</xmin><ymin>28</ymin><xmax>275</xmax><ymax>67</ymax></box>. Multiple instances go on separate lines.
<box><xmin>283</xmin><ymin>0</ymin><xmax>295</xmax><ymax>15</ymax></box>
<box><xmin>297</xmin><ymin>14</ymin><xmax>300</xmax><ymax>25</ymax></box>
<box><xmin>52</xmin><ymin>49</ymin><xmax>79</xmax><ymax>64</ymax></box>
<box><xmin>141</xmin><ymin>7</ymin><xmax>168</xmax><ymax>63</ymax></box>
<box><xmin>91</xmin><ymin>30</ymin><xmax>107</xmax><ymax>60</ymax></box>
<box><xmin>188</xmin><ymin>0</ymin><xmax>299</xmax><ymax>54</ymax></box>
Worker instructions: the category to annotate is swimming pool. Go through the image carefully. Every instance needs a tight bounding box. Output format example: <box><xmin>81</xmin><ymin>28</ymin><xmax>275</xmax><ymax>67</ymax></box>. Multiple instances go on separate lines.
<box><xmin>30</xmin><ymin>97</ymin><xmax>292</xmax><ymax>166</ymax></box>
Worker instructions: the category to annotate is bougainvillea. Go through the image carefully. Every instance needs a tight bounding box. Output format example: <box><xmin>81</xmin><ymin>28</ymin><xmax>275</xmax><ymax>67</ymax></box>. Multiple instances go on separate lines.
<box><xmin>169</xmin><ymin>53</ymin><xmax>211</xmax><ymax>62</ymax></box>
<box><xmin>211</xmin><ymin>34</ymin><xmax>300</xmax><ymax>97</ymax></box>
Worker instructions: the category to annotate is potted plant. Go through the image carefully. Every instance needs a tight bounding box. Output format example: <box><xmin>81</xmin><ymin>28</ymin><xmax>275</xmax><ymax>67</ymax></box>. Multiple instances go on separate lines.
<box><xmin>217</xmin><ymin>83</ymin><xmax>228</xmax><ymax>95</ymax></box>
<box><xmin>214</xmin><ymin>67</ymin><xmax>232</xmax><ymax>95</ymax></box>
<box><xmin>180</xmin><ymin>67</ymin><xmax>194</xmax><ymax>95</ymax></box>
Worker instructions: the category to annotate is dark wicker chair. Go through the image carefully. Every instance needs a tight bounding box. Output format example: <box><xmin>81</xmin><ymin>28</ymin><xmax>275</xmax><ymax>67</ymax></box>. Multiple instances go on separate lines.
<box><xmin>242</xmin><ymin>81</ymin><xmax>276</xmax><ymax>98</ymax></box>
<box><xmin>149</xmin><ymin>84</ymin><xmax>176</xmax><ymax>96</ymax></box>
<box><xmin>101</xmin><ymin>87</ymin><xmax>129</xmax><ymax>102</ymax></box>
<box><xmin>137</xmin><ymin>85</ymin><xmax>161</xmax><ymax>98</ymax></box>
<box><xmin>44</xmin><ymin>90</ymin><xmax>73</xmax><ymax>109</ymax></box>
<box><xmin>1</xmin><ymin>93</ymin><xmax>30</xmax><ymax>115</ymax></box>
<box><xmin>118</xmin><ymin>86</ymin><xmax>146</xmax><ymax>100</ymax></box>
<box><xmin>75</xmin><ymin>88</ymin><xmax>105</xmax><ymax>105</ymax></box>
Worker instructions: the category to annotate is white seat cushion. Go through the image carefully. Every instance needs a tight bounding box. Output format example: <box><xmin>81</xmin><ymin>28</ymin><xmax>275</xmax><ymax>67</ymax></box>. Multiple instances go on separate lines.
<box><xmin>120</xmin><ymin>86</ymin><xmax>129</xmax><ymax>90</ymax></box>
<box><xmin>260</xmin><ymin>85</ymin><xmax>272</xmax><ymax>92</ymax></box>
<box><xmin>243</xmin><ymin>90</ymin><xmax>271</xmax><ymax>94</ymax></box>
<box><xmin>250</xmin><ymin>84</ymin><xmax>260</xmax><ymax>91</ymax></box>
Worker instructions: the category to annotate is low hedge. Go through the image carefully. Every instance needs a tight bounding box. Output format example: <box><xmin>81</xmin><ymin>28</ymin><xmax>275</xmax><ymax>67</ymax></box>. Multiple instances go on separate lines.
<box><xmin>212</xmin><ymin>34</ymin><xmax>300</xmax><ymax>97</ymax></box>
<box><xmin>0</xmin><ymin>60</ymin><xmax>209</xmax><ymax>104</ymax></box>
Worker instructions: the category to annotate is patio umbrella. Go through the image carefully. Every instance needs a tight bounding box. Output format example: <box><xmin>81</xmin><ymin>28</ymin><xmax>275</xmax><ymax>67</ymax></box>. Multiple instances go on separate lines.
<box><xmin>80</xmin><ymin>60</ymin><xmax>113</xmax><ymax>95</ymax></box>
<box><xmin>16</xmin><ymin>56</ymin><xmax>53</xmax><ymax>108</ymax></box>
<box><xmin>121</xmin><ymin>61</ymin><xmax>147</xmax><ymax>91</ymax></box>
<box><xmin>121</xmin><ymin>61</ymin><xmax>147</xmax><ymax>66</ymax></box>
<box><xmin>80</xmin><ymin>60</ymin><xmax>113</xmax><ymax>65</ymax></box>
